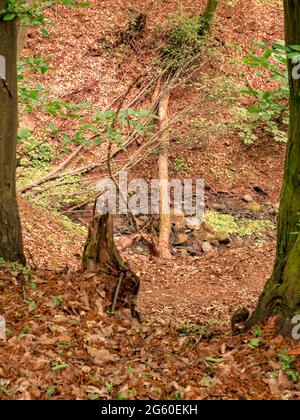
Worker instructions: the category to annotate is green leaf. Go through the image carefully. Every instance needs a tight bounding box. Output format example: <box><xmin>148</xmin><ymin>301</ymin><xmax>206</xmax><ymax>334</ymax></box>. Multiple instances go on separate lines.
<box><xmin>258</xmin><ymin>99</ymin><xmax>267</xmax><ymax>108</ymax></box>
<box><xmin>249</xmin><ymin>338</ymin><xmax>260</xmax><ymax>348</ymax></box>
<box><xmin>271</xmin><ymin>42</ymin><xmax>290</xmax><ymax>51</ymax></box>
<box><xmin>3</xmin><ymin>13</ymin><xmax>16</xmax><ymax>21</ymax></box>
<box><xmin>290</xmin><ymin>45</ymin><xmax>300</xmax><ymax>52</ymax></box>
<box><xmin>248</xmin><ymin>106</ymin><xmax>262</xmax><ymax>113</ymax></box>
<box><xmin>48</xmin><ymin>123</ymin><xmax>59</xmax><ymax>132</ymax></box>
<box><xmin>240</xmin><ymin>88</ymin><xmax>259</xmax><ymax>96</ymax></box>
<box><xmin>287</xmin><ymin>52</ymin><xmax>300</xmax><ymax>61</ymax></box>
<box><xmin>253</xmin><ymin>40</ymin><xmax>266</xmax><ymax>49</ymax></box>
<box><xmin>262</xmin><ymin>91</ymin><xmax>271</xmax><ymax>100</ymax></box>
<box><xmin>263</xmin><ymin>49</ymin><xmax>272</xmax><ymax>59</ymax></box>
<box><xmin>47</xmin><ymin>385</ymin><xmax>57</xmax><ymax>397</ymax></box>
<box><xmin>51</xmin><ymin>363</ymin><xmax>69</xmax><ymax>372</ymax></box>
<box><xmin>205</xmin><ymin>357</ymin><xmax>224</xmax><ymax>364</ymax></box>
<box><xmin>41</xmin><ymin>28</ymin><xmax>49</xmax><ymax>37</ymax></box>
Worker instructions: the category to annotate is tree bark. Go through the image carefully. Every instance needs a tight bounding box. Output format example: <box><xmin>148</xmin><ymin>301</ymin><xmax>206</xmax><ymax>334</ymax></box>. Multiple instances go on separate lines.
<box><xmin>17</xmin><ymin>23</ymin><xmax>29</xmax><ymax>61</ymax></box>
<box><xmin>83</xmin><ymin>212</ymin><xmax>140</xmax><ymax>320</ymax></box>
<box><xmin>0</xmin><ymin>3</ymin><xmax>25</xmax><ymax>263</ymax></box>
<box><xmin>16</xmin><ymin>0</ymin><xmax>34</xmax><ymax>60</ymax></box>
<box><xmin>246</xmin><ymin>0</ymin><xmax>300</xmax><ymax>334</ymax></box>
<box><xmin>157</xmin><ymin>90</ymin><xmax>171</xmax><ymax>259</ymax></box>
<box><xmin>200</xmin><ymin>0</ymin><xmax>220</xmax><ymax>34</ymax></box>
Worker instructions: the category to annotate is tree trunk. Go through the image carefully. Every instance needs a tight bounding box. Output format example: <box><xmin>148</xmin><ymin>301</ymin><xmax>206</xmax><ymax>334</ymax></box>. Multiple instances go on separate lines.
<box><xmin>157</xmin><ymin>90</ymin><xmax>171</xmax><ymax>259</ymax></box>
<box><xmin>83</xmin><ymin>212</ymin><xmax>140</xmax><ymax>320</ymax></box>
<box><xmin>246</xmin><ymin>0</ymin><xmax>300</xmax><ymax>334</ymax></box>
<box><xmin>200</xmin><ymin>0</ymin><xmax>220</xmax><ymax>34</ymax></box>
<box><xmin>16</xmin><ymin>0</ymin><xmax>34</xmax><ymax>60</ymax></box>
<box><xmin>0</xmin><ymin>4</ymin><xmax>25</xmax><ymax>264</ymax></box>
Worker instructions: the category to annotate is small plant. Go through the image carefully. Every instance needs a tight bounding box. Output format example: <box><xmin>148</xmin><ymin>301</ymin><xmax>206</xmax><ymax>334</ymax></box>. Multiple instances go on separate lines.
<box><xmin>53</xmin><ymin>295</ymin><xmax>64</xmax><ymax>307</ymax></box>
<box><xmin>278</xmin><ymin>349</ymin><xmax>299</xmax><ymax>383</ymax></box>
<box><xmin>27</xmin><ymin>299</ymin><xmax>37</xmax><ymax>312</ymax></box>
<box><xmin>104</xmin><ymin>382</ymin><xmax>113</xmax><ymax>394</ymax></box>
<box><xmin>7</xmin><ymin>261</ymin><xmax>31</xmax><ymax>283</ymax></box>
<box><xmin>201</xmin><ymin>375</ymin><xmax>213</xmax><ymax>385</ymax></box>
<box><xmin>178</xmin><ymin>324</ymin><xmax>207</xmax><ymax>337</ymax></box>
<box><xmin>162</xmin><ymin>9</ymin><xmax>206</xmax><ymax>69</ymax></box>
<box><xmin>50</xmin><ymin>360</ymin><xmax>69</xmax><ymax>372</ymax></box>
<box><xmin>251</xmin><ymin>325</ymin><xmax>264</xmax><ymax>337</ymax></box>
<box><xmin>19</xmin><ymin>325</ymin><xmax>32</xmax><ymax>338</ymax></box>
<box><xmin>46</xmin><ymin>385</ymin><xmax>57</xmax><ymax>397</ymax></box>
<box><xmin>126</xmin><ymin>366</ymin><xmax>134</xmax><ymax>375</ymax></box>
<box><xmin>172</xmin><ymin>386</ymin><xmax>186</xmax><ymax>400</ymax></box>
<box><xmin>153</xmin><ymin>386</ymin><xmax>162</xmax><ymax>395</ymax></box>
<box><xmin>240</xmin><ymin>41</ymin><xmax>300</xmax><ymax>144</ymax></box>
<box><xmin>248</xmin><ymin>338</ymin><xmax>260</xmax><ymax>349</ymax></box>
<box><xmin>174</xmin><ymin>157</ymin><xmax>193</xmax><ymax>173</ymax></box>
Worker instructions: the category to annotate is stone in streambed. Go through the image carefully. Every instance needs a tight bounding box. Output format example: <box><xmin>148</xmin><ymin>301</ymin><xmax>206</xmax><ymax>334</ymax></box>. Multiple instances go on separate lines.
<box><xmin>215</xmin><ymin>230</ymin><xmax>230</xmax><ymax>245</ymax></box>
<box><xmin>242</xmin><ymin>194</ymin><xmax>253</xmax><ymax>203</ymax></box>
<box><xmin>175</xmin><ymin>233</ymin><xmax>189</xmax><ymax>245</ymax></box>
<box><xmin>202</xmin><ymin>241</ymin><xmax>213</xmax><ymax>253</ymax></box>
<box><xmin>185</xmin><ymin>216</ymin><xmax>202</xmax><ymax>231</ymax></box>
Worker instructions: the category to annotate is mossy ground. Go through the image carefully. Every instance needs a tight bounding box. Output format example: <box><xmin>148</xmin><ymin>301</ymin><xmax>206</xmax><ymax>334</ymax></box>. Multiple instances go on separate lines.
<box><xmin>205</xmin><ymin>210</ymin><xmax>275</xmax><ymax>238</ymax></box>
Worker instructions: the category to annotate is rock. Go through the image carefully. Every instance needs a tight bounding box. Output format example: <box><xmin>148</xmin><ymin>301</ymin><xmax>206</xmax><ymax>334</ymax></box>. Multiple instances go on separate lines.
<box><xmin>115</xmin><ymin>223</ymin><xmax>127</xmax><ymax>234</ymax></box>
<box><xmin>192</xmin><ymin>230</ymin><xmax>199</xmax><ymax>238</ymax></box>
<box><xmin>175</xmin><ymin>233</ymin><xmax>189</xmax><ymax>245</ymax></box>
<box><xmin>269</xmin><ymin>208</ymin><xmax>279</xmax><ymax>216</ymax></box>
<box><xmin>203</xmin><ymin>231</ymin><xmax>215</xmax><ymax>241</ymax></box>
<box><xmin>202</xmin><ymin>241</ymin><xmax>213</xmax><ymax>253</ymax></box>
<box><xmin>242</xmin><ymin>194</ymin><xmax>253</xmax><ymax>203</ymax></box>
<box><xmin>171</xmin><ymin>210</ymin><xmax>185</xmax><ymax>230</ymax></box>
<box><xmin>185</xmin><ymin>216</ymin><xmax>202</xmax><ymax>231</ymax></box>
<box><xmin>203</xmin><ymin>232</ymin><xmax>219</xmax><ymax>246</ymax></box>
<box><xmin>212</xmin><ymin>203</ymin><xmax>226</xmax><ymax>212</ymax></box>
<box><xmin>137</xmin><ymin>215</ymin><xmax>149</xmax><ymax>227</ymax></box>
<box><xmin>248</xmin><ymin>201</ymin><xmax>262</xmax><ymax>214</ymax></box>
<box><xmin>215</xmin><ymin>230</ymin><xmax>230</xmax><ymax>244</ymax></box>
<box><xmin>186</xmin><ymin>246</ymin><xmax>197</xmax><ymax>256</ymax></box>
<box><xmin>203</xmin><ymin>222</ymin><xmax>216</xmax><ymax>234</ymax></box>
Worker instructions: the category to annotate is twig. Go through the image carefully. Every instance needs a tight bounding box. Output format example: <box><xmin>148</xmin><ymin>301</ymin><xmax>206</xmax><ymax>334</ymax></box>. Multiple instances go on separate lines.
<box><xmin>111</xmin><ymin>272</ymin><xmax>124</xmax><ymax>314</ymax></box>
<box><xmin>60</xmin><ymin>191</ymin><xmax>103</xmax><ymax>214</ymax></box>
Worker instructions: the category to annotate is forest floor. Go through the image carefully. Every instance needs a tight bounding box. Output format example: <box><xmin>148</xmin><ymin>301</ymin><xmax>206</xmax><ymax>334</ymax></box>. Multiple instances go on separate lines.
<box><xmin>1</xmin><ymin>0</ymin><xmax>300</xmax><ymax>400</ymax></box>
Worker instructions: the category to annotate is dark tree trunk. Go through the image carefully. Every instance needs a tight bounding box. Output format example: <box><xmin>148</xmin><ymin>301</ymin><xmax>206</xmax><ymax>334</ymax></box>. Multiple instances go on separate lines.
<box><xmin>83</xmin><ymin>213</ymin><xmax>140</xmax><ymax>320</ymax></box>
<box><xmin>0</xmin><ymin>3</ymin><xmax>25</xmax><ymax>264</ymax></box>
<box><xmin>246</xmin><ymin>0</ymin><xmax>300</xmax><ymax>334</ymax></box>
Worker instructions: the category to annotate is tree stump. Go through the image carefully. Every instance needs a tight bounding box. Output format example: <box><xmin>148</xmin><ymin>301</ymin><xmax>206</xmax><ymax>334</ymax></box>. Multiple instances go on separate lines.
<box><xmin>83</xmin><ymin>212</ymin><xmax>141</xmax><ymax>320</ymax></box>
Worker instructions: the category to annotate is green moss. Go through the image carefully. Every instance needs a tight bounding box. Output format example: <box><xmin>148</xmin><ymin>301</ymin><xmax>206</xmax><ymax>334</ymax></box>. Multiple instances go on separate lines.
<box><xmin>60</xmin><ymin>215</ymin><xmax>87</xmax><ymax>237</ymax></box>
<box><xmin>18</xmin><ymin>166</ymin><xmax>51</xmax><ymax>188</ymax></box>
<box><xmin>204</xmin><ymin>211</ymin><xmax>275</xmax><ymax>238</ymax></box>
<box><xmin>18</xmin><ymin>167</ymin><xmax>92</xmax><ymax>211</ymax></box>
